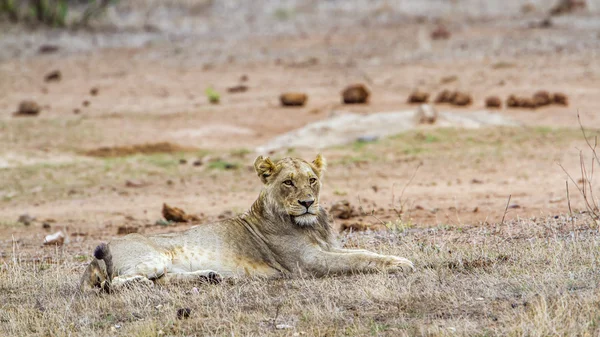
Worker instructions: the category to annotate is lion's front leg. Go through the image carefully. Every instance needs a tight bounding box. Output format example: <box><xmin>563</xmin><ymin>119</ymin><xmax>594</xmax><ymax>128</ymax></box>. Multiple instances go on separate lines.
<box><xmin>107</xmin><ymin>275</ymin><xmax>155</xmax><ymax>290</ymax></box>
<box><xmin>301</xmin><ymin>249</ymin><xmax>414</xmax><ymax>276</ymax></box>
<box><xmin>157</xmin><ymin>270</ymin><xmax>223</xmax><ymax>285</ymax></box>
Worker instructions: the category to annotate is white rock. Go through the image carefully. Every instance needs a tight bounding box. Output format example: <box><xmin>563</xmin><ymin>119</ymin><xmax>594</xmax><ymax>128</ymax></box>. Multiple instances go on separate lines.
<box><xmin>416</xmin><ymin>104</ymin><xmax>438</xmax><ymax>124</ymax></box>
<box><xmin>256</xmin><ymin>110</ymin><xmax>516</xmax><ymax>152</ymax></box>
<box><xmin>43</xmin><ymin>231</ymin><xmax>65</xmax><ymax>246</ymax></box>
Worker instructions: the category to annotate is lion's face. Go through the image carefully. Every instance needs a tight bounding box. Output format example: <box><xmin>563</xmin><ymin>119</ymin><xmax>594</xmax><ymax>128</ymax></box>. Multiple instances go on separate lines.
<box><xmin>254</xmin><ymin>154</ymin><xmax>326</xmax><ymax>226</ymax></box>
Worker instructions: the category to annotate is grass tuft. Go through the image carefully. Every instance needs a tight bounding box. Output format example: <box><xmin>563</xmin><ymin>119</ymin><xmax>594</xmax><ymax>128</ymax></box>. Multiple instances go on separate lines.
<box><xmin>1</xmin><ymin>215</ymin><xmax>598</xmax><ymax>335</ymax></box>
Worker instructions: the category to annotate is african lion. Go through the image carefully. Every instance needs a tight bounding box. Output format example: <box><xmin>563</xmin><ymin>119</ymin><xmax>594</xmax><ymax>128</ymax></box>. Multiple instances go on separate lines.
<box><xmin>81</xmin><ymin>154</ymin><xmax>413</xmax><ymax>291</ymax></box>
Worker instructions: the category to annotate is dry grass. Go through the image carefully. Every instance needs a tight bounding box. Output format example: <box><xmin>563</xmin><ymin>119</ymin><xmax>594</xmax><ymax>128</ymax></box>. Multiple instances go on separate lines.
<box><xmin>1</xmin><ymin>215</ymin><xmax>598</xmax><ymax>336</ymax></box>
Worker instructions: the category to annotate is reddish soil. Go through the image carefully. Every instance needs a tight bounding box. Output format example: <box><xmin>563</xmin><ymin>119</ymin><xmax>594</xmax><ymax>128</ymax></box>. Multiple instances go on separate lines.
<box><xmin>1</xmin><ymin>14</ymin><xmax>599</xmax><ymax>255</ymax></box>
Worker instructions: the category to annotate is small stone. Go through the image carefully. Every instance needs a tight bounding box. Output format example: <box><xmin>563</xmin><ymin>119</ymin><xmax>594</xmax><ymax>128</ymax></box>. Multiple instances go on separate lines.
<box><xmin>342</xmin><ymin>84</ymin><xmax>370</xmax><ymax>104</ymax></box>
<box><xmin>38</xmin><ymin>45</ymin><xmax>59</xmax><ymax>54</ymax></box>
<box><xmin>408</xmin><ymin>90</ymin><xmax>429</xmax><ymax>104</ymax></box>
<box><xmin>44</xmin><ymin>70</ymin><xmax>61</xmax><ymax>82</ymax></box>
<box><xmin>431</xmin><ymin>25</ymin><xmax>451</xmax><ymax>40</ymax></box>
<box><xmin>485</xmin><ymin>96</ymin><xmax>502</xmax><ymax>108</ymax></box>
<box><xmin>552</xmin><ymin>92</ymin><xmax>568</xmax><ymax>105</ymax></box>
<box><xmin>90</xmin><ymin>87</ymin><xmax>99</xmax><ymax>96</ymax></box>
<box><xmin>227</xmin><ymin>85</ymin><xmax>248</xmax><ymax>93</ymax></box>
<box><xmin>44</xmin><ymin>231</ymin><xmax>65</xmax><ymax>246</ymax></box>
<box><xmin>18</xmin><ymin>214</ymin><xmax>35</xmax><ymax>226</ymax></box>
<box><xmin>176</xmin><ymin>308</ymin><xmax>192</xmax><ymax>320</ymax></box>
<box><xmin>117</xmin><ymin>226</ymin><xmax>138</xmax><ymax>235</ymax></box>
<box><xmin>82</xmin><ymin>100</ymin><xmax>90</xmax><ymax>107</ymax></box>
<box><xmin>434</xmin><ymin>90</ymin><xmax>453</xmax><ymax>104</ymax></box>
<box><xmin>533</xmin><ymin>90</ymin><xmax>552</xmax><ymax>107</ymax></box>
<box><xmin>416</xmin><ymin>104</ymin><xmax>438</xmax><ymax>124</ymax></box>
<box><xmin>162</xmin><ymin>203</ymin><xmax>200</xmax><ymax>222</ymax></box>
<box><xmin>14</xmin><ymin>100</ymin><xmax>41</xmax><ymax>117</ymax></box>
<box><xmin>506</xmin><ymin>95</ymin><xmax>536</xmax><ymax>109</ymax></box>
<box><xmin>125</xmin><ymin>180</ymin><xmax>147</xmax><ymax>188</ymax></box>
<box><xmin>520</xmin><ymin>97</ymin><xmax>537</xmax><ymax>109</ymax></box>
<box><xmin>179</xmin><ymin>159</ymin><xmax>187</xmax><ymax>165</ymax></box>
<box><xmin>280</xmin><ymin>93</ymin><xmax>308</xmax><ymax>107</ymax></box>
<box><xmin>451</xmin><ymin>92</ymin><xmax>472</xmax><ymax>106</ymax></box>
<box><xmin>506</xmin><ymin>95</ymin><xmax>519</xmax><ymax>108</ymax></box>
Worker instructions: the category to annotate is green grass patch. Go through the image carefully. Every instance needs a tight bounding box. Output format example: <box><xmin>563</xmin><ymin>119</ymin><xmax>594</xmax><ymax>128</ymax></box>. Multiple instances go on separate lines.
<box><xmin>208</xmin><ymin>160</ymin><xmax>239</xmax><ymax>170</ymax></box>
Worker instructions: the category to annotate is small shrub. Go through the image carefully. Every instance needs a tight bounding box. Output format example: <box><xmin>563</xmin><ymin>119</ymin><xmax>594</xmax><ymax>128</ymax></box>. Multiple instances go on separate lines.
<box><xmin>205</xmin><ymin>87</ymin><xmax>220</xmax><ymax>104</ymax></box>
<box><xmin>0</xmin><ymin>0</ymin><xmax>115</xmax><ymax>27</ymax></box>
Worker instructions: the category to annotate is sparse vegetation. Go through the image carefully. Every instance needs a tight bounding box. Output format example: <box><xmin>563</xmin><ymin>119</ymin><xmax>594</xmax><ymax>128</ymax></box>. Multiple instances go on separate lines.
<box><xmin>384</xmin><ymin>218</ymin><xmax>413</xmax><ymax>233</ymax></box>
<box><xmin>560</xmin><ymin>115</ymin><xmax>600</xmax><ymax>224</ymax></box>
<box><xmin>1</xmin><ymin>215</ymin><xmax>598</xmax><ymax>335</ymax></box>
<box><xmin>208</xmin><ymin>159</ymin><xmax>238</xmax><ymax>170</ymax></box>
<box><xmin>273</xmin><ymin>7</ymin><xmax>293</xmax><ymax>21</ymax></box>
<box><xmin>205</xmin><ymin>87</ymin><xmax>220</xmax><ymax>104</ymax></box>
<box><xmin>0</xmin><ymin>0</ymin><xmax>115</xmax><ymax>27</ymax></box>
<box><xmin>230</xmin><ymin>148</ymin><xmax>251</xmax><ymax>157</ymax></box>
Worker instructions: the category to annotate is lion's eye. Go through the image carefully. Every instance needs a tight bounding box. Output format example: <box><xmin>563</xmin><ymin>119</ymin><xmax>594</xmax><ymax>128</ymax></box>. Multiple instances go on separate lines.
<box><xmin>309</xmin><ymin>178</ymin><xmax>317</xmax><ymax>184</ymax></box>
<box><xmin>283</xmin><ymin>180</ymin><xmax>293</xmax><ymax>186</ymax></box>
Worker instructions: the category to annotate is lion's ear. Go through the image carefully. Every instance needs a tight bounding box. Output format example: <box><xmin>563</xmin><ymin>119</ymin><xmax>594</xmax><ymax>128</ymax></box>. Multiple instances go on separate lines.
<box><xmin>312</xmin><ymin>154</ymin><xmax>327</xmax><ymax>178</ymax></box>
<box><xmin>254</xmin><ymin>156</ymin><xmax>277</xmax><ymax>184</ymax></box>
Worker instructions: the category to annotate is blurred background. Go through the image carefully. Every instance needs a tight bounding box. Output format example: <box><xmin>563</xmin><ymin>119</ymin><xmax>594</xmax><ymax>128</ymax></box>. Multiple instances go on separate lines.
<box><xmin>1</xmin><ymin>0</ymin><xmax>599</xmax><ymax>60</ymax></box>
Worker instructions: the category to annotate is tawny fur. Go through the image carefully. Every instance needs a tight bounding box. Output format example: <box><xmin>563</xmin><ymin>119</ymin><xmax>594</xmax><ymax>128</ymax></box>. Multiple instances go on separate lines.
<box><xmin>81</xmin><ymin>154</ymin><xmax>414</xmax><ymax>291</ymax></box>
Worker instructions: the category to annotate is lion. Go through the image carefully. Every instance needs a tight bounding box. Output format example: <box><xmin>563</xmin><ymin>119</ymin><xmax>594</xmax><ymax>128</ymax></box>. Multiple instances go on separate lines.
<box><xmin>80</xmin><ymin>154</ymin><xmax>414</xmax><ymax>291</ymax></box>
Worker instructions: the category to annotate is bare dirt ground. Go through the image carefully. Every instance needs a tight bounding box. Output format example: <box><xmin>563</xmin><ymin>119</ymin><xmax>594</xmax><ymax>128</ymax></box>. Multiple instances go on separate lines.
<box><xmin>1</xmin><ymin>1</ymin><xmax>600</xmax><ymax>335</ymax></box>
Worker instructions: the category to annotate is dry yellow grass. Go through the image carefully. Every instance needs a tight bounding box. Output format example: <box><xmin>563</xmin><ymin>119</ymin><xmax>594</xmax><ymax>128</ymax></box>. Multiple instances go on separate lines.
<box><xmin>1</xmin><ymin>215</ymin><xmax>598</xmax><ymax>336</ymax></box>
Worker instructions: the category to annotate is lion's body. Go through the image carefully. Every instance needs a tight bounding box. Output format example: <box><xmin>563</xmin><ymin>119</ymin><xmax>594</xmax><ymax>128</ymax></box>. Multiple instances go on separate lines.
<box><xmin>81</xmin><ymin>155</ymin><xmax>413</xmax><ymax>290</ymax></box>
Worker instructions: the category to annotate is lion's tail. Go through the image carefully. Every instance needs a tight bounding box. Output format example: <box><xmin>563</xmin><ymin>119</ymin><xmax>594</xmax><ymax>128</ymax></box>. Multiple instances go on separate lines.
<box><xmin>94</xmin><ymin>243</ymin><xmax>114</xmax><ymax>281</ymax></box>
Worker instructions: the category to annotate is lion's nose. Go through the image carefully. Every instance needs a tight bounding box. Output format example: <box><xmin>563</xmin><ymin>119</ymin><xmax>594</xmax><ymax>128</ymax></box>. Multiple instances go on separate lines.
<box><xmin>298</xmin><ymin>199</ymin><xmax>314</xmax><ymax>209</ymax></box>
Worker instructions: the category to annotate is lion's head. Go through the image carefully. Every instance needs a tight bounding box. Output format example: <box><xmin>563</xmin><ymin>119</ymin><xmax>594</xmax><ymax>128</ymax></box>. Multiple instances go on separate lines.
<box><xmin>254</xmin><ymin>154</ymin><xmax>326</xmax><ymax>226</ymax></box>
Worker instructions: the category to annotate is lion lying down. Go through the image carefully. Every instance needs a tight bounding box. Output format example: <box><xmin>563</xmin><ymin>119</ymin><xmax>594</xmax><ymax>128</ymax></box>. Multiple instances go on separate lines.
<box><xmin>81</xmin><ymin>154</ymin><xmax>414</xmax><ymax>291</ymax></box>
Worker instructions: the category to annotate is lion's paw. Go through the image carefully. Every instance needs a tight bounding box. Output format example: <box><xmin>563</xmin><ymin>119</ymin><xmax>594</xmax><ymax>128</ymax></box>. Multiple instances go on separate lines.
<box><xmin>199</xmin><ymin>271</ymin><xmax>222</xmax><ymax>285</ymax></box>
<box><xmin>381</xmin><ymin>255</ymin><xmax>415</xmax><ymax>273</ymax></box>
<box><xmin>111</xmin><ymin>275</ymin><xmax>155</xmax><ymax>289</ymax></box>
